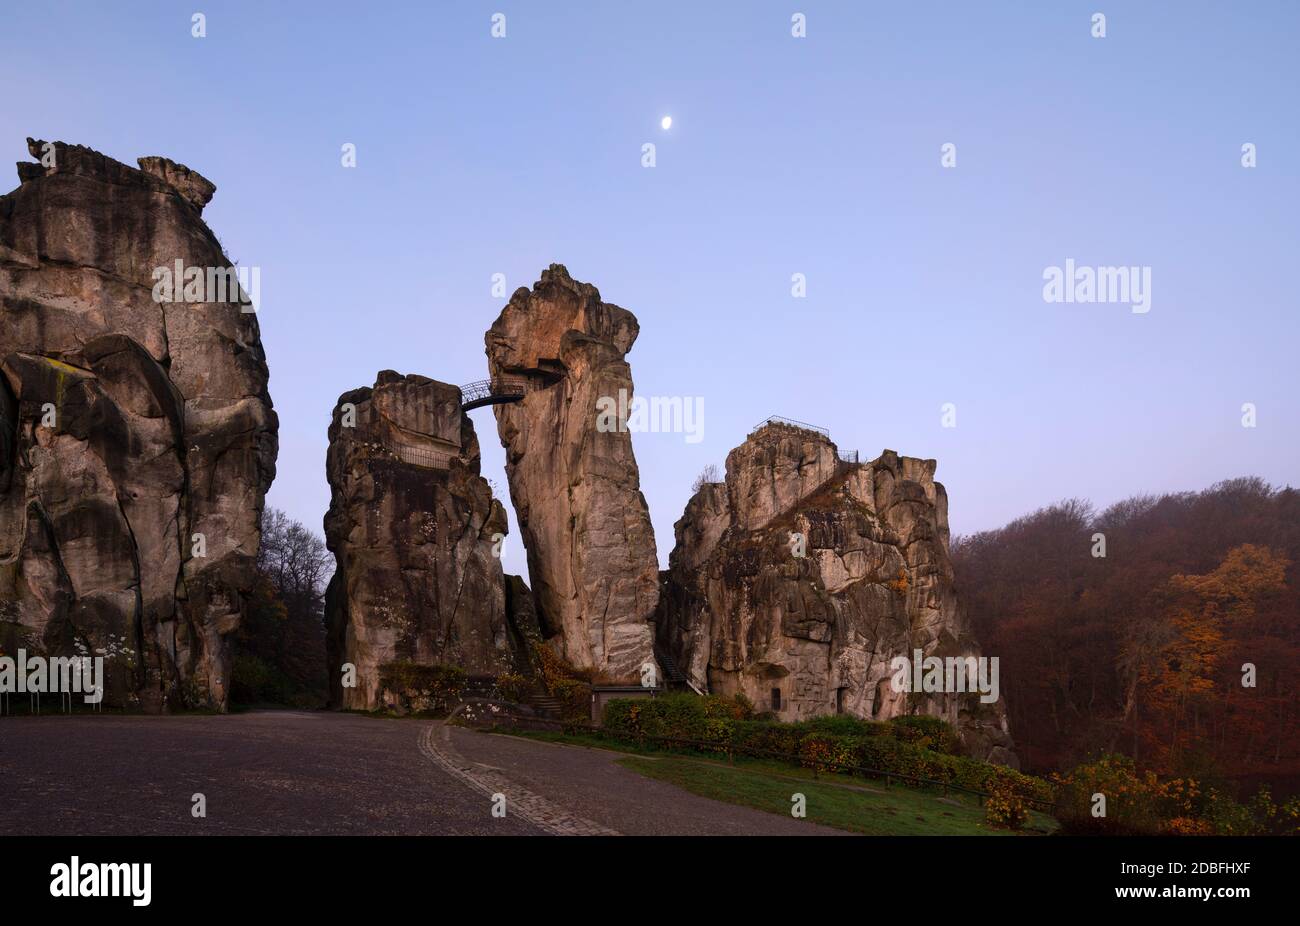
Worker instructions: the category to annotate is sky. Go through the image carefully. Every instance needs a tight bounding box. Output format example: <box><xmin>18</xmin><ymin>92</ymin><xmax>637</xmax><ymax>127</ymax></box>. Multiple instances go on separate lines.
<box><xmin>3</xmin><ymin>1</ymin><xmax>1297</xmax><ymax>571</ymax></box>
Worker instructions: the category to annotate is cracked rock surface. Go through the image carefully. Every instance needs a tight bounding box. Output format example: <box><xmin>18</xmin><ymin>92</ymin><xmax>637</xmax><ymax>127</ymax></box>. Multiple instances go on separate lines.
<box><xmin>656</xmin><ymin>422</ymin><xmax>1018</xmax><ymax>766</ymax></box>
<box><xmin>0</xmin><ymin>139</ymin><xmax>277</xmax><ymax>710</ymax></box>
<box><xmin>324</xmin><ymin>371</ymin><xmax>534</xmax><ymax>710</ymax></box>
<box><xmin>485</xmin><ymin>265</ymin><xmax>658</xmax><ymax>681</ymax></box>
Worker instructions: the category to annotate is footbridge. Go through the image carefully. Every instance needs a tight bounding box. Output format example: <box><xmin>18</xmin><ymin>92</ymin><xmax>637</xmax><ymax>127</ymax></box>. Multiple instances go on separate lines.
<box><xmin>460</xmin><ymin>377</ymin><xmax>530</xmax><ymax>411</ymax></box>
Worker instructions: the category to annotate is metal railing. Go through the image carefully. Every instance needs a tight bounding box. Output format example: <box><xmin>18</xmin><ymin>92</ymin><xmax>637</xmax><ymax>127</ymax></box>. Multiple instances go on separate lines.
<box><xmin>751</xmin><ymin>416</ymin><xmax>830</xmax><ymax>439</ymax></box>
<box><xmin>336</xmin><ymin>427</ymin><xmax>459</xmax><ymax>471</ymax></box>
<box><xmin>392</xmin><ymin>445</ymin><xmax>453</xmax><ymax>469</ymax></box>
<box><xmin>838</xmin><ymin>450</ymin><xmax>860</xmax><ymax>464</ymax></box>
<box><xmin>460</xmin><ymin>376</ymin><xmax>529</xmax><ymax>410</ymax></box>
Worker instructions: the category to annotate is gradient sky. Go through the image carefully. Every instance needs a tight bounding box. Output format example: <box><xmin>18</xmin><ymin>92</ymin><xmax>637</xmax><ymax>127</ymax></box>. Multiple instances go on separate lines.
<box><xmin>3</xmin><ymin>1</ymin><xmax>1297</xmax><ymax>571</ymax></box>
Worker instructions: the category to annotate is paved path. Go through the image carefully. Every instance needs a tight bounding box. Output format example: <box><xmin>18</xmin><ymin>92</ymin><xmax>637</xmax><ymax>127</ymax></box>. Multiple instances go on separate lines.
<box><xmin>0</xmin><ymin>711</ymin><xmax>539</xmax><ymax>835</ymax></box>
<box><xmin>0</xmin><ymin>711</ymin><xmax>840</xmax><ymax>836</ymax></box>
<box><xmin>441</xmin><ymin>725</ymin><xmax>843</xmax><ymax>836</ymax></box>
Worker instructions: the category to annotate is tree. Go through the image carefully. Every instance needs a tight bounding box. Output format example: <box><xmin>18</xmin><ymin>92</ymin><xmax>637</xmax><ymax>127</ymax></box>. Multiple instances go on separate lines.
<box><xmin>692</xmin><ymin>464</ymin><xmax>722</xmax><ymax>493</ymax></box>
<box><xmin>257</xmin><ymin>507</ymin><xmax>332</xmax><ymax>614</ymax></box>
<box><xmin>232</xmin><ymin>507</ymin><xmax>333</xmax><ymax>706</ymax></box>
<box><xmin>1129</xmin><ymin>544</ymin><xmax>1289</xmax><ymax>773</ymax></box>
<box><xmin>952</xmin><ymin>479</ymin><xmax>1300</xmax><ymax>798</ymax></box>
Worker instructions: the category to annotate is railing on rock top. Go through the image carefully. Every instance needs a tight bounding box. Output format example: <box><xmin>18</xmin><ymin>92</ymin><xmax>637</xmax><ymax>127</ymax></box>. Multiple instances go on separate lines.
<box><xmin>337</xmin><ymin>376</ymin><xmax>532</xmax><ymax>469</ymax></box>
<box><xmin>750</xmin><ymin>415</ymin><xmax>831</xmax><ymax>439</ymax></box>
<box><xmin>751</xmin><ymin>416</ymin><xmax>861</xmax><ymax>468</ymax></box>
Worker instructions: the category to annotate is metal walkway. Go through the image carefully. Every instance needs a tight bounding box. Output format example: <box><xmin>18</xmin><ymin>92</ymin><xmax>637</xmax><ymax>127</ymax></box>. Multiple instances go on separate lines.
<box><xmin>460</xmin><ymin>377</ymin><xmax>529</xmax><ymax>411</ymax></box>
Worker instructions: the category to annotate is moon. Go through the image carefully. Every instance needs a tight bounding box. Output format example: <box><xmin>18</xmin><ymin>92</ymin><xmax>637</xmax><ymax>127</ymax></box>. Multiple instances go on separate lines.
<box><xmin>660</xmin><ymin>115</ymin><xmax>672</xmax><ymax>130</ymax></box>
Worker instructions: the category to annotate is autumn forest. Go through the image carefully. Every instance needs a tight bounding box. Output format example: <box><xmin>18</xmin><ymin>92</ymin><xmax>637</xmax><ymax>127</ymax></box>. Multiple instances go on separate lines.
<box><xmin>953</xmin><ymin>478</ymin><xmax>1299</xmax><ymax>801</ymax></box>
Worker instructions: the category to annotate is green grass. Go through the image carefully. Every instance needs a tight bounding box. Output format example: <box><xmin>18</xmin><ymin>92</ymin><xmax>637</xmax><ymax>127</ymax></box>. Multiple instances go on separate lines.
<box><xmin>501</xmin><ymin>728</ymin><xmax>1058</xmax><ymax>835</ymax></box>
<box><xmin>618</xmin><ymin>755</ymin><xmax>1055</xmax><ymax>835</ymax></box>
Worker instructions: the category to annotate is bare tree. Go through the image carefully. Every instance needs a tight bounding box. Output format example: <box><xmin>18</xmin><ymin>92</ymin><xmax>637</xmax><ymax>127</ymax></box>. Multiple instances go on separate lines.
<box><xmin>692</xmin><ymin>463</ymin><xmax>722</xmax><ymax>493</ymax></box>
<box><xmin>237</xmin><ymin>507</ymin><xmax>333</xmax><ymax>704</ymax></box>
<box><xmin>258</xmin><ymin>507</ymin><xmax>332</xmax><ymax>614</ymax></box>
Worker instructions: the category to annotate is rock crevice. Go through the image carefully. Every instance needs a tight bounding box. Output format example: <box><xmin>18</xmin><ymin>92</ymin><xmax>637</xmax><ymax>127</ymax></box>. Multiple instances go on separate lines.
<box><xmin>324</xmin><ymin>371</ymin><xmax>534</xmax><ymax>711</ymax></box>
<box><xmin>657</xmin><ymin>422</ymin><xmax>1017</xmax><ymax>765</ymax></box>
<box><xmin>485</xmin><ymin>265</ymin><xmax>658</xmax><ymax>681</ymax></box>
<box><xmin>0</xmin><ymin>139</ymin><xmax>277</xmax><ymax>710</ymax></box>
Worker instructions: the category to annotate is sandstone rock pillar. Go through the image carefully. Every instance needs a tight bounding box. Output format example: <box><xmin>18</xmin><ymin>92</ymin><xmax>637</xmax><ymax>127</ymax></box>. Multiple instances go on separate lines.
<box><xmin>485</xmin><ymin>265</ymin><xmax>658</xmax><ymax>681</ymax></box>
<box><xmin>0</xmin><ymin>139</ymin><xmax>277</xmax><ymax>711</ymax></box>
<box><xmin>657</xmin><ymin>420</ymin><xmax>1018</xmax><ymax>765</ymax></box>
<box><xmin>324</xmin><ymin>371</ymin><xmax>524</xmax><ymax>710</ymax></box>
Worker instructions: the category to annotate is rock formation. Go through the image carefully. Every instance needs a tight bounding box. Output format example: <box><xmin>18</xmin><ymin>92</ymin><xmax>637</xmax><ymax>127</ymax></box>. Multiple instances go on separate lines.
<box><xmin>0</xmin><ymin>139</ymin><xmax>277</xmax><ymax>710</ymax></box>
<box><xmin>324</xmin><ymin>371</ymin><xmax>535</xmax><ymax>711</ymax></box>
<box><xmin>657</xmin><ymin>419</ymin><xmax>1017</xmax><ymax>766</ymax></box>
<box><xmin>485</xmin><ymin>265</ymin><xmax>658</xmax><ymax>681</ymax></box>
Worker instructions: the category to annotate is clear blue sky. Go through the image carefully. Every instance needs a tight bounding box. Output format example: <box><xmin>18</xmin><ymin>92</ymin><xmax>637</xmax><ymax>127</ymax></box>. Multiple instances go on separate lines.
<box><xmin>4</xmin><ymin>1</ymin><xmax>1297</xmax><ymax>570</ymax></box>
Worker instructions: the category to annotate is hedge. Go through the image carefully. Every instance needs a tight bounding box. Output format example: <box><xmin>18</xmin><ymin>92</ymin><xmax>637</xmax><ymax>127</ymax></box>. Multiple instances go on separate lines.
<box><xmin>602</xmin><ymin>693</ymin><xmax>1053</xmax><ymax>807</ymax></box>
<box><xmin>1051</xmin><ymin>754</ymin><xmax>1300</xmax><ymax>836</ymax></box>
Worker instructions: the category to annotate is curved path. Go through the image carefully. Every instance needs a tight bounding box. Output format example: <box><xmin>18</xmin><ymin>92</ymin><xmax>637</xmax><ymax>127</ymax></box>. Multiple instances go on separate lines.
<box><xmin>0</xmin><ymin>711</ymin><xmax>839</xmax><ymax>836</ymax></box>
<box><xmin>433</xmin><ymin>722</ymin><xmax>842</xmax><ymax>836</ymax></box>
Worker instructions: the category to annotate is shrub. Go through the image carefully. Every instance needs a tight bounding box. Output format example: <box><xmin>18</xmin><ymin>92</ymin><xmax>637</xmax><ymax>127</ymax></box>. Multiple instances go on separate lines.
<box><xmin>602</xmin><ymin>698</ymin><xmax>640</xmax><ymax>736</ymax></box>
<box><xmin>732</xmin><ymin>720</ymin><xmax>804</xmax><ymax>758</ymax></box>
<box><xmin>700</xmin><ymin>692</ymin><xmax>753</xmax><ymax>721</ymax></box>
<box><xmin>702</xmin><ymin>717</ymin><xmax>738</xmax><ymax>746</ymax></box>
<box><xmin>551</xmin><ymin>677</ymin><xmax>591</xmax><ymax>722</ymax></box>
<box><xmin>851</xmin><ymin>732</ymin><xmax>911</xmax><ymax>774</ymax></box>
<box><xmin>523</xmin><ymin>641</ymin><xmax>595</xmax><ymax>720</ymax></box>
<box><xmin>692</xmin><ymin>464</ymin><xmax>722</xmax><ymax>493</ymax></box>
<box><xmin>599</xmin><ymin>694</ymin><xmax>1054</xmax><ymax>809</ymax></box>
<box><xmin>603</xmin><ymin>692</ymin><xmax>751</xmax><ymax>746</ymax></box>
<box><xmin>531</xmin><ymin>640</ymin><xmax>594</xmax><ymax>687</ymax></box>
<box><xmin>1276</xmin><ymin>796</ymin><xmax>1300</xmax><ymax>836</ymax></box>
<box><xmin>803</xmin><ymin>714</ymin><xmax>882</xmax><ymax>737</ymax></box>
<box><xmin>985</xmin><ymin>778</ymin><xmax>1030</xmax><ymax>830</ymax></box>
<box><xmin>377</xmin><ymin>662</ymin><xmax>467</xmax><ymax>714</ymax></box>
<box><xmin>1049</xmin><ymin>755</ymin><xmax>1288</xmax><ymax>836</ymax></box>
<box><xmin>888</xmin><ymin>715</ymin><xmax>962</xmax><ymax>754</ymax></box>
<box><xmin>1165</xmin><ymin>816</ymin><xmax>1214</xmax><ymax>835</ymax></box>
<box><xmin>494</xmin><ymin>672</ymin><xmax>531</xmax><ymax>703</ymax></box>
<box><xmin>231</xmin><ymin>654</ymin><xmax>294</xmax><ymax>705</ymax></box>
<box><xmin>799</xmin><ymin>733</ymin><xmax>861</xmax><ymax>773</ymax></box>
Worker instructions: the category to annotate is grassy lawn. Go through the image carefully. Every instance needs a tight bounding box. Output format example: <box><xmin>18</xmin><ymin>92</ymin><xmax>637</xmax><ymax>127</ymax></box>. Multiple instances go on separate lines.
<box><xmin>501</xmin><ymin>728</ymin><xmax>1057</xmax><ymax>836</ymax></box>
<box><xmin>619</xmin><ymin>756</ymin><xmax>1052</xmax><ymax>835</ymax></box>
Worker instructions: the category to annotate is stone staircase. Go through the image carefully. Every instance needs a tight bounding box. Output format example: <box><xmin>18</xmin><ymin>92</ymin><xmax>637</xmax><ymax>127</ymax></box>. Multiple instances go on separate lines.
<box><xmin>657</xmin><ymin>651</ymin><xmax>705</xmax><ymax>695</ymax></box>
<box><xmin>658</xmin><ymin>651</ymin><xmax>687</xmax><ymax>686</ymax></box>
<box><xmin>526</xmin><ymin>689</ymin><xmax>565</xmax><ymax>719</ymax></box>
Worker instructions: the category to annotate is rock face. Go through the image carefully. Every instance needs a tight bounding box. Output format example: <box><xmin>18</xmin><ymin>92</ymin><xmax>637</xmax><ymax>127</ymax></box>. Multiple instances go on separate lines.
<box><xmin>324</xmin><ymin>371</ymin><xmax>531</xmax><ymax>711</ymax></box>
<box><xmin>485</xmin><ymin>265</ymin><xmax>658</xmax><ymax>680</ymax></box>
<box><xmin>657</xmin><ymin>420</ymin><xmax>1017</xmax><ymax>766</ymax></box>
<box><xmin>0</xmin><ymin>139</ymin><xmax>277</xmax><ymax>711</ymax></box>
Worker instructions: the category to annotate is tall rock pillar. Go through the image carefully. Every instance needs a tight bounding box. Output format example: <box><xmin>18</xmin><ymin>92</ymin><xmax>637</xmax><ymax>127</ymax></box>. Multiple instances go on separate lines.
<box><xmin>0</xmin><ymin>139</ymin><xmax>277</xmax><ymax>711</ymax></box>
<box><xmin>485</xmin><ymin>265</ymin><xmax>658</xmax><ymax>680</ymax></box>
<box><xmin>324</xmin><ymin>371</ymin><xmax>525</xmax><ymax>711</ymax></box>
